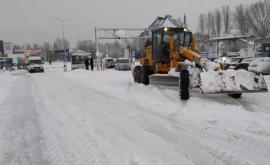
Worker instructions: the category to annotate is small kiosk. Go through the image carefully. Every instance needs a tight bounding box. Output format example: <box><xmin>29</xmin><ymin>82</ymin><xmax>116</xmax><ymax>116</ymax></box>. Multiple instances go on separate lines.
<box><xmin>70</xmin><ymin>50</ymin><xmax>91</xmax><ymax>70</ymax></box>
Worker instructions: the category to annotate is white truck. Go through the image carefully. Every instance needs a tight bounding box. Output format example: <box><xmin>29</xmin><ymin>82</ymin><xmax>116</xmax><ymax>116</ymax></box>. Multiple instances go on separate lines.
<box><xmin>27</xmin><ymin>56</ymin><xmax>44</xmax><ymax>73</ymax></box>
<box><xmin>115</xmin><ymin>58</ymin><xmax>131</xmax><ymax>70</ymax></box>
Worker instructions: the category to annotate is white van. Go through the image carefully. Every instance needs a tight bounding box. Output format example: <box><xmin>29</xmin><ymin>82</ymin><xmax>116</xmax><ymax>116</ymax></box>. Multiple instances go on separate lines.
<box><xmin>27</xmin><ymin>56</ymin><xmax>44</xmax><ymax>73</ymax></box>
<box><xmin>115</xmin><ymin>58</ymin><xmax>131</xmax><ymax>70</ymax></box>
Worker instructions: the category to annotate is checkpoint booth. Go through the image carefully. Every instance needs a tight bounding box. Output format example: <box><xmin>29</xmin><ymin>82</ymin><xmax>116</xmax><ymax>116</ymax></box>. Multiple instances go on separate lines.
<box><xmin>70</xmin><ymin>49</ymin><xmax>91</xmax><ymax>70</ymax></box>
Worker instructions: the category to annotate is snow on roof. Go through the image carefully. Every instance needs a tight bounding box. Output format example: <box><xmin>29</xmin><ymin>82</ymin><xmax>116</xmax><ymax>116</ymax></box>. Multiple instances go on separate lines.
<box><xmin>28</xmin><ymin>56</ymin><xmax>42</xmax><ymax>60</ymax></box>
<box><xmin>70</xmin><ymin>49</ymin><xmax>91</xmax><ymax>56</ymax></box>
<box><xmin>148</xmin><ymin>15</ymin><xmax>184</xmax><ymax>31</ymax></box>
<box><xmin>210</xmin><ymin>35</ymin><xmax>254</xmax><ymax>41</ymax></box>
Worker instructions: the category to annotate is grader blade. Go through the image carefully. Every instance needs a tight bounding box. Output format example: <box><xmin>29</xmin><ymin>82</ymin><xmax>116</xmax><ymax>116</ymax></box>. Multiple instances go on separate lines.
<box><xmin>200</xmin><ymin>70</ymin><xmax>268</xmax><ymax>94</ymax></box>
<box><xmin>149</xmin><ymin>74</ymin><xmax>179</xmax><ymax>86</ymax></box>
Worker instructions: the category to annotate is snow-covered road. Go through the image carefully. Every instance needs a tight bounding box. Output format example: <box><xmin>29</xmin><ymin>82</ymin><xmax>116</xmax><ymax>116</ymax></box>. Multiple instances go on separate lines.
<box><xmin>0</xmin><ymin>64</ymin><xmax>270</xmax><ymax>165</ymax></box>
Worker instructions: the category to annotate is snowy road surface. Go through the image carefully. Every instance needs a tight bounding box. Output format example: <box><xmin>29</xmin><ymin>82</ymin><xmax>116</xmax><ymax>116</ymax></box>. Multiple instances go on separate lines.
<box><xmin>0</xmin><ymin>64</ymin><xmax>270</xmax><ymax>165</ymax></box>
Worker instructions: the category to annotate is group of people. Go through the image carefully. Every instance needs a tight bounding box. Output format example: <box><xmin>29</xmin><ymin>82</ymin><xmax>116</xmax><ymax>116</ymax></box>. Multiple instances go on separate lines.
<box><xmin>85</xmin><ymin>56</ymin><xmax>94</xmax><ymax>71</ymax></box>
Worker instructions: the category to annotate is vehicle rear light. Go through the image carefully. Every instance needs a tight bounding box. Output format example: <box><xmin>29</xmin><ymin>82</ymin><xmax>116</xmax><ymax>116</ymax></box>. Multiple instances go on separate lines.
<box><xmin>235</xmin><ymin>64</ymin><xmax>241</xmax><ymax>69</ymax></box>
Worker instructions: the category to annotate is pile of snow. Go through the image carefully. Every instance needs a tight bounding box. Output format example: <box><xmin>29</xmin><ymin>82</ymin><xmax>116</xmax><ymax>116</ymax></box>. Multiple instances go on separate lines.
<box><xmin>200</xmin><ymin>69</ymin><xmax>268</xmax><ymax>93</ymax></box>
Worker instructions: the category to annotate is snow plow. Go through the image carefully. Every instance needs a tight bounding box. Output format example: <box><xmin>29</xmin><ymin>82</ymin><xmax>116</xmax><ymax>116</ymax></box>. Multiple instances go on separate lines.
<box><xmin>132</xmin><ymin>15</ymin><xmax>268</xmax><ymax>100</ymax></box>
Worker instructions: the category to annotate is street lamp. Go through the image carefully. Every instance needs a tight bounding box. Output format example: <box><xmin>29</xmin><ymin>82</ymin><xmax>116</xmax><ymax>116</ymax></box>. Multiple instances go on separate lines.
<box><xmin>55</xmin><ymin>17</ymin><xmax>69</xmax><ymax>72</ymax></box>
<box><xmin>38</xmin><ymin>30</ymin><xmax>47</xmax><ymax>61</ymax></box>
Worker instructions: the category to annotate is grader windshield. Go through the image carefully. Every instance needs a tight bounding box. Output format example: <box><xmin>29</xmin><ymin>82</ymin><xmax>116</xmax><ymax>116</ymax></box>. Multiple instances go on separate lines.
<box><xmin>152</xmin><ymin>28</ymin><xmax>192</xmax><ymax>63</ymax></box>
<box><xmin>173</xmin><ymin>29</ymin><xmax>192</xmax><ymax>49</ymax></box>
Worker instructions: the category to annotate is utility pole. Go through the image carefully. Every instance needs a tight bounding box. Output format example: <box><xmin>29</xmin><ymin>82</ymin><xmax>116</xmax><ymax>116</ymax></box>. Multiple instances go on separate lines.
<box><xmin>55</xmin><ymin>17</ymin><xmax>69</xmax><ymax>72</ymax></box>
<box><xmin>95</xmin><ymin>27</ymin><xmax>100</xmax><ymax>71</ymax></box>
<box><xmin>38</xmin><ymin>31</ymin><xmax>47</xmax><ymax>61</ymax></box>
<box><xmin>113</xmin><ymin>30</ymin><xmax>117</xmax><ymax>59</ymax></box>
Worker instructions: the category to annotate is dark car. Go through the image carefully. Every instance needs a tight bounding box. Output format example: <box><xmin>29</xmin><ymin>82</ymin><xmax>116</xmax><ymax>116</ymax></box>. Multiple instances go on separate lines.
<box><xmin>0</xmin><ymin>58</ymin><xmax>4</xmax><ymax>69</ymax></box>
<box><xmin>223</xmin><ymin>57</ymin><xmax>254</xmax><ymax>70</ymax></box>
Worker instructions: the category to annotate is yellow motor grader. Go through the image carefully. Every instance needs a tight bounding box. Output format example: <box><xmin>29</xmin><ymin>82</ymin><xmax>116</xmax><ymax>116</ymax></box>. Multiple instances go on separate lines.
<box><xmin>133</xmin><ymin>16</ymin><xmax>268</xmax><ymax>100</ymax></box>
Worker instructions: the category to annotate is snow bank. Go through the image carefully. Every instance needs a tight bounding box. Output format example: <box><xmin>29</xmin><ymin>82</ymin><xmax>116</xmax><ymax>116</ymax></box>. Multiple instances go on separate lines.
<box><xmin>200</xmin><ymin>69</ymin><xmax>268</xmax><ymax>93</ymax></box>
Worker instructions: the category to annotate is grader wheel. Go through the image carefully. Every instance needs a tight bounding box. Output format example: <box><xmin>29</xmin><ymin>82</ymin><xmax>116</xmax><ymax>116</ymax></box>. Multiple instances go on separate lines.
<box><xmin>180</xmin><ymin>70</ymin><xmax>190</xmax><ymax>100</ymax></box>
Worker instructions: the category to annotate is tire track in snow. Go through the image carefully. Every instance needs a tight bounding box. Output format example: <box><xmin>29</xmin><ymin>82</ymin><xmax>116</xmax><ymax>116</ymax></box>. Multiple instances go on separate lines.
<box><xmin>44</xmin><ymin>73</ymin><xmax>270</xmax><ymax>165</ymax></box>
<box><xmin>82</xmin><ymin>86</ymin><xmax>265</xmax><ymax>165</ymax></box>
<box><xmin>0</xmin><ymin>75</ymin><xmax>49</xmax><ymax>165</ymax></box>
<box><xmin>57</xmin><ymin>75</ymin><xmax>234</xmax><ymax>165</ymax></box>
<box><xmin>32</xmin><ymin>77</ymin><xmax>111</xmax><ymax>165</ymax></box>
<box><xmin>204</xmin><ymin>126</ymin><xmax>270</xmax><ymax>157</ymax></box>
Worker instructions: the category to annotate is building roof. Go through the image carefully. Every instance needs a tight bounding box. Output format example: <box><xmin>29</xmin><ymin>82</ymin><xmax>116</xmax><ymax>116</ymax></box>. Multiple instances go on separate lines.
<box><xmin>70</xmin><ymin>49</ymin><xmax>91</xmax><ymax>56</ymax></box>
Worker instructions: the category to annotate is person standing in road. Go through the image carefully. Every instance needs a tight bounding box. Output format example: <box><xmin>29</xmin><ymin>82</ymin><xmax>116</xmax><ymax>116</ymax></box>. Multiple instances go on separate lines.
<box><xmin>90</xmin><ymin>57</ymin><xmax>94</xmax><ymax>71</ymax></box>
<box><xmin>85</xmin><ymin>56</ymin><xmax>90</xmax><ymax>70</ymax></box>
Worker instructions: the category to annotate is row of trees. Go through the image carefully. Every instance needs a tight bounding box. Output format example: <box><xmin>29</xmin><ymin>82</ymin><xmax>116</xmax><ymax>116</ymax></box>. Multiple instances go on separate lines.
<box><xmin>198</xmin><ymin>0</ymin><xmax>270</xmax><ymax>38</ymax></box>
<box><xmin>76</xmin><ymin>39</ymin><xmax>142</xmax><ymax>58</ymax></box>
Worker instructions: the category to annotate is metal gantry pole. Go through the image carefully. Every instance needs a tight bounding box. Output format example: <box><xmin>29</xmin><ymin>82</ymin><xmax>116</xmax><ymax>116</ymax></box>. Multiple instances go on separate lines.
<box><xmin>95</xmin><ymin>27</ymin><xmax>100</xmax><ymax>71</ymax></box>
<box><xmin>94</xmin><ymin>27</ymin><xmax>147</xmax><ymax>70</ymax></box>
<box><xmin>61</xmin><ymin>23</ymin><xmax>67</xmax><ymax>72</ymax></box>
<box><xmin>38</xmin><ymin>31</ymin><xmax>47</xmax><ymax>61</ymax></box>
<box><xmin>55</xmin><ymin>17</ymin><xmax>69</xmax><ymax>72</ymax></box>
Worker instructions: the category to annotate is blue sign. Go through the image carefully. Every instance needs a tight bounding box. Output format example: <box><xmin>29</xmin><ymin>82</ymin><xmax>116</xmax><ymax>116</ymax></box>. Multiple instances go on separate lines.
<box><xmin>55</xmin><ymin>49</ymin><xmax>69</xmax><ymax>54</ymax></box>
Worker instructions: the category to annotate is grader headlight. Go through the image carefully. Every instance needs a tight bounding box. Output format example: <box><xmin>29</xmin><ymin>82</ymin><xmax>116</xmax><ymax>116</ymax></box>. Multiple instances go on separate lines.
<box><xmin>164</xmin><ymin>27</ymin><xmax>168</xmax><ymax>32</ymax></box>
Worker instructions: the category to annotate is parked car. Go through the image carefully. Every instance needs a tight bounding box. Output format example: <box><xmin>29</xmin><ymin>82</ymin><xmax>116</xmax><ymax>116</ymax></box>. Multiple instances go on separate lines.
<box><xmin>104</xmin><ymin>57</ymin><xmax>115</xmax><ymax>68</ymax></box>
<box><xmin>222</xmin><ymin>57</ymin><xmax>255</xmax><ymax>70</ymax></box>
<box><xmin>0</xmin><ymin>57</ymin><xmax>3</xmax><ymax>69</ymax></box>
<box><xmin>249</xmin><ymin>43</ymin><xmax>270</xmax><ymax>74</ymax></box>
<box><xmin>115</xmin><ymin>58</ymin><xmax>131</xmax><ymax>70</ymax></box>
<box><xmin>248</xmin><ymin>57</ymin><xmax>270</xmax><ymax>75</ymax></box>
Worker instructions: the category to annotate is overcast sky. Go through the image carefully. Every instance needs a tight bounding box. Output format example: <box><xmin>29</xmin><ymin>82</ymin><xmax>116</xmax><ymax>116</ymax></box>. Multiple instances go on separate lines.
<box><xmin>0</xmin><ymin>0</ymin><xmax>257</xmax><ymax>47</ymax></box>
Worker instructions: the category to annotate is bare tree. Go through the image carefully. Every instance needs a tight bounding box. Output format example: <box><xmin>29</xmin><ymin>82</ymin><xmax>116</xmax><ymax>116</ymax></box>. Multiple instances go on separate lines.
<box><xmin>77</xmin><ymin>40</ymin><xmax>96</xmax><ymax>55</ymax></box>
<box><xmin>97</xmin><ymin>42</ymin><xmax>124</xmax><ymax>58</ymax></box>
<box><xmin>198</xmin><ymin>14</ymin><xmax>205</xmax><ymax>35</ymax></box>
<box><xmin>222</xmin><ymin>5</ymin><xmax>232</xmax><ymax>35</ymax></box>
<box><xmin>206</xmin><ymin>12</ymin><xmax>212</xmax><ymax>36</ymax></box>
<box><xmin>246</xmin><ymin>0</ymin><xmax>270</xmax><ymax>38</ymax></box>
<box><xmin>210</xmin><ymin>12</ymin><xmax>216</xmax><ymax>37</ymax></box>
<box><xmin>234</xmin><ymin>4</ymin><xmax>249</xmax><ymax>35</ymax></box>
<box><xmin>53</xmin><ymin>38</ymin><xmax>69</xmax><ymax>50</ymax></box>
<box><xmin>215</xmin><ymin>9</ymin><xmax>222</xmax><ymax>37</ymax></box>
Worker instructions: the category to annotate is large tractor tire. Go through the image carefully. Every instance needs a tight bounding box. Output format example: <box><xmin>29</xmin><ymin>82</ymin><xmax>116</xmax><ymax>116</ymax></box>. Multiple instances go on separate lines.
<box><xmin>141</xmin><ymin>66</ymin><xmax>153</xmax><ymax>85</ymax></box>
<box><xmin>133</xmin><ymin>66</ymin><xmax>142</xmax><ymax>83</ymax></box>
<box><xmin>179</xmin><ymin>70</ymin><xmax>190</xmax><ymax>100</ymax></box>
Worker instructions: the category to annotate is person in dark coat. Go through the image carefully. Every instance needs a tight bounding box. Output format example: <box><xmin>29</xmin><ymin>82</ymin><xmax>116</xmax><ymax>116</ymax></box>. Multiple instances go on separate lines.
<box><xmin>90</xmin><ymin>57</ymin><xmax>94</xmax><ymax>71</ymax></box>
<box><xmin>85</xmin><ymin>57</ymin><xmax>89</xmax><ymax>70</ymax></box>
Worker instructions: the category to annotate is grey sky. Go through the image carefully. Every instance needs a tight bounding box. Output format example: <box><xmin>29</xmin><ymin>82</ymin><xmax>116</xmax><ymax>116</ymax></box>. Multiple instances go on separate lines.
<box><xmin>0</xmin><ymin>0</ymin><xmax>257</xmax><ymax>47</ymax></box>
